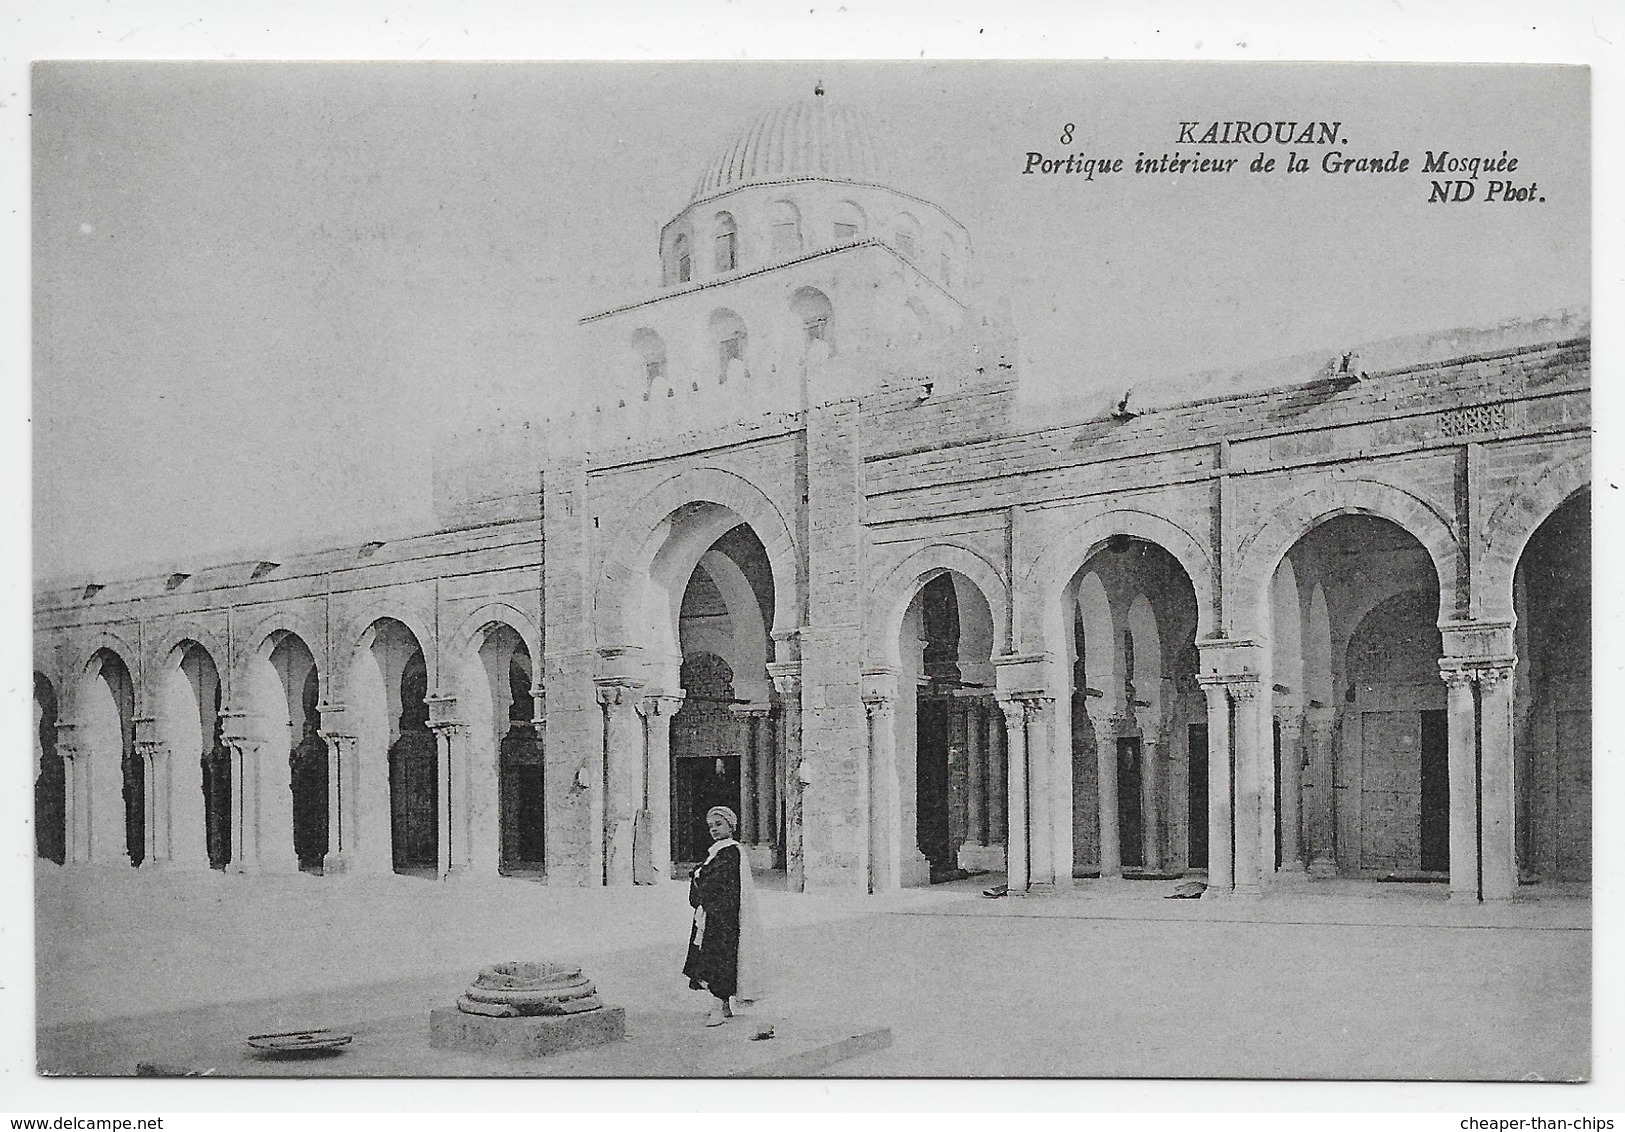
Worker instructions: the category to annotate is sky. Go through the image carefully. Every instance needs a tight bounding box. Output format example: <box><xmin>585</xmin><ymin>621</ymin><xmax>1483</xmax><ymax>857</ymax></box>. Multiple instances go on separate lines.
<box><xmin>30</xmin><ymin>61</ymin><xmax>1589</xmax><ymax>582</ymax></box>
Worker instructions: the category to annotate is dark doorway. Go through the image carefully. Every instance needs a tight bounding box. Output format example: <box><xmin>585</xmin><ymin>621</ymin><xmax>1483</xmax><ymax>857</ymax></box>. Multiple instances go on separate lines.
<box><xmin>1118</xmin><ymin>736</ymin><xmax>1144</xmax><ymax>869</ymax></box>
<box><xmin>499</xmin><ymin>656</ymin><xmax>546</xmax><ymax>875</ymax></box>
<box><xmin>673</xmin><ymin>753</ymin><xmax>741</xmax><ymax>863</ymax></box>
<box><xmin>1187</xmin><ymin>723</ymin><xmax>1208</xmax><ymax>869</ymax></box>
<box><xmin>389</xmin><ymin>652</ymin><xmax>438</xmax><ymax>873</ymax></box>
<box><xmin>670</xmin><ymin>653</ymin><xmax>741</xmax><ymax>867</ymax></box>
<box><xmin>290</xmin><ymin>668</ymin><xmax>328</xmax><ymax>873</ymax></box>
<box><xmin>1419</xmin><ymin>708</ymin><xmax>1450</xmax><ymax>872</ymax></box>
<box><xmin>916</xmin><ymin>695</ymin><xmax>953</xmax><ymax>880</ymax></box>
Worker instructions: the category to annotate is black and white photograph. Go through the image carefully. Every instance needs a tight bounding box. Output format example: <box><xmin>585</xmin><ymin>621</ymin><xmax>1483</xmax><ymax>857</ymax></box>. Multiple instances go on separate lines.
<box><xmin>6</xmin><ymin>2</ymin><xmax>1614</xmax><ymax>1119</ymax></box>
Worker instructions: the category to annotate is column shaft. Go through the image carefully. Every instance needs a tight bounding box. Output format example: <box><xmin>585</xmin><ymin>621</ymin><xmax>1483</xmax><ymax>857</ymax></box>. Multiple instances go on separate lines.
<box><xmin>754</xmin><ymin>714</ymin><xmax>774</xmax><ymax>849</ymax></box>
<box><xmin>1277</xmin><ymin>712</ymin><xmax>1305</xmax><ymax>872</ymax></box>
<box><xmin>737</xmin><ymin>710</ymin><xmax>758</xmax><ymax>843</ymax></box>
<box><xmin>966</xmin><ymin>701</ymin><xmax>986</xmax><ymax>845</ymax></box>
<box><xmin>1093</xmin><ymin>711</ymin><xmax>1121</xmax><ymax>878</ymax></box>
<box><xmin>988</xmin><ymin>711</ymin><xmax>1007</xmax><ymax>844</ymax></box>
<box><xmin>865</xmin><ymin>696</ymin><xmax>901</xmax><ymax>892</ymax></box>
<box><xmin>1202</xmin><ymin>682</ymin><xmax>1233</xmax><ymax>892</ymax></box>
<box><xmin>600</xmin><ymin>685</ymin><xmax>644</xmax><ymax>887</ymax></box>
<box><xmin>1141</xmin><ymin>737</ymin><xmax>1162</xmax><ymax>872</ymax></box>
<box><xmin>999</xmin><ymin>699</ymin><xmax>1028</xmax><ymax>891</ymax></box>
<box><xmin>1479</xmin><ymin>666</ymin><xmax>1518</xmax><ymax>901</ymax></box>
<box><xmin>770</xmin><ymin>668</ymin><xmax>804</xmax><ymax>891</ymax></box>
<box><xmin>1442</xmin><ymin>668</ymin><xmax>1479</xmax><ymax>900</ymax></box>
<box><xmin>1231</xmin><ymin>681</ymin><xmax>1264</xmax><ymax>894</ymax></box>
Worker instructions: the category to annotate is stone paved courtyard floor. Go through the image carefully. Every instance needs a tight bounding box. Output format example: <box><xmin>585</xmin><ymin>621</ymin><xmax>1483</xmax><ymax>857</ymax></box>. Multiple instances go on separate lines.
<box><xmin>7</xmin><ymin>862</ymin><xmax>1607</xmax><ymax>1109</ymax></box>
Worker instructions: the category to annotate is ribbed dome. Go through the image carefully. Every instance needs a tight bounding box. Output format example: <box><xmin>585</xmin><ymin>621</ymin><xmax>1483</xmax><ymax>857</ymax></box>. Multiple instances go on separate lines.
<box><xmin>691</xmin><ymin>97</ymin><xmax>894</xmax><ymax>202</ymax></box>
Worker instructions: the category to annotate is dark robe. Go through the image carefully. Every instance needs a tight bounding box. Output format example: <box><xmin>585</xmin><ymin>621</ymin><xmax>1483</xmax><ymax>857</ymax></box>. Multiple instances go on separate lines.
<box><xmin>683</xmin><ymin>842</ymin><xmax>741</xmax><ymax>1000</ymax></box>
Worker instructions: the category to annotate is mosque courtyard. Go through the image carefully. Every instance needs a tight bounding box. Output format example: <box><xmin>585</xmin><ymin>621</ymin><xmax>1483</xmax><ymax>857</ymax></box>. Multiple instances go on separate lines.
<box><xmin>31</xmin><ymin>863</ymin><xmax>1588</xmax><ymax>1082</ymax></box>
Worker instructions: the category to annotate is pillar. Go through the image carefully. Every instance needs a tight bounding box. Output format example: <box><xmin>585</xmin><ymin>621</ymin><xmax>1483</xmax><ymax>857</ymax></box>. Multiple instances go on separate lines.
<box><xmin>753</xmin><ymin>710</ymin><xmax>774</xmax><ymax>850</ymax></box>
<box><xmin>988</xmin><ymin>708</ymin><xmax>1007</xmax><ymax>845</ymax></box>
<box><xmin>1441</xmin><ymin>666</ymin><xmax>1479</xmax><ymax>901</ymax></box>
<box><xmin>1479</xmin><ymin>664</ymin><xmax>1518</xmax><ymax>902</ymax></box>
<box><xmin>947</xmin><ymin>699</ymin><xmax>969</xmax><ymax>861</ymax></box>
<box><xmin>1230</xmin><ymin>678</ymin><xmax>1264</xmax><ymax>895</ymax></box>
<box><xmin>56</xmin><ymin>725</ymin><xmax>89</xmax><ymax>865</ymax></box>
<box><xmin>135</xmin><ymin>723</ymin><xmax>163</xmax><ymax>867</ymax></box>
<box><xmin>1141</xmin><ymin>732</ymin><xmax>1163</xmax><ymax>873</ymax></box>
<box><xmin>768</xmin><ymin>662</ymin><xmax>803</xmax><ymax>891</ymax></box>
<box><xmin>320</xmin><ymin>724</ymin><xmax>359</xmax><ymax>875</ymax></box>
<box><xmin>1092</xmin><ymin>706</ymin><xmax>1121</xmax><ymax>878</ymax></box>
<box><xmin>467</xmin><ymin>712</ymin><xmax>503</xmax><ymax>879</ymax></box>
<box><xmin>427</xmin><ymin>715</ymin><xmax>463</xmax><ymax>880</ymax></box>
<box><xmin>735</xmin><ymin>706</ymin><xmax>758</xmax><ymax>843</ymax></box>
<box><xmin>597</xmin><ymin>679</ymin><xmax>644</xmax><ymax>887</ymax></box>
<box><xmin>966</xmin><ymin>699</ymin><xmax>986</xmax><ymax>846</ymax></box>
<box><xmin>638</xmin><ymin>692</ymin><xmax>682</xmax><ymax>883</ymax></box>
<box><xmin>224</xmin><ymin>737</ymin><xmax>262</xmax><ymax>875</ymax></box>
<box><xmin>1304</xmin><ymin>706</ymin><xmax>1337</xmax><ymax>878</ymax></box>
<box><xmin>1200</xmin><ymin>677</ymin><xmax>1233</xmax><ymax>893</ymax></box>
<box><xmin>998</xmin><ymin>697</ymin><xmax>1028</xmax><ymax>892</ymax></box>
<box><xmin>863</xmin><ymin>686</ymin><xmax>901</xmax><ymax>892</ymax></box>
<box><xmin>1277</xmin><ymin>708</ymin><xmax>1305</xmax><ymax>872</ymax></box>
<box><xmin>1031</xmin><ymin>695</ymin><xmax>1069</xmax><ymax>888</ymax></box>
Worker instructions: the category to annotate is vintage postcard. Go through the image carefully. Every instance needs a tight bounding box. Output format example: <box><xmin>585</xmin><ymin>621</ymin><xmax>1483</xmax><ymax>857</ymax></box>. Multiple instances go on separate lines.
<box><xmin>26</xmin><ymin>57</ymin><xmax>1590</xmax><ymax>1095</ymax></box>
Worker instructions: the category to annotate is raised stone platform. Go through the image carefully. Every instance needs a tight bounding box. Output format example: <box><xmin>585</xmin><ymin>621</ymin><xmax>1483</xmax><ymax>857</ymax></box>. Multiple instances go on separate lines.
<box><xmin>429</xmin><ymin>1005</ymin><xmax>626</xmax><ymax>1057</ymax></box>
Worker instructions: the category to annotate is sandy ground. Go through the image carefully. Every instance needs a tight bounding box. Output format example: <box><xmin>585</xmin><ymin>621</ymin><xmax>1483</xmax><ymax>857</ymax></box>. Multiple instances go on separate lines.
<box><xmin>20</xmin><ymin>862</ymin><xmax>1592</xmax><ymax>1086</ymax></box>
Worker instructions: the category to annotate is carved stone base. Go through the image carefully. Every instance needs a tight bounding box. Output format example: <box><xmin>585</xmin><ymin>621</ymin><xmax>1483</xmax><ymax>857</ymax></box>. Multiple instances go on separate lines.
<box><xmin>429</xmin><ymin>1006</ymin><xmax>626</xmax><ymax>1058</ymax></box>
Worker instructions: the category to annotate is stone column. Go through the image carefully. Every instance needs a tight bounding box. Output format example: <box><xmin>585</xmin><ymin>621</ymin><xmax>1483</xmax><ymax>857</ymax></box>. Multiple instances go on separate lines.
<box><xmin>1092</xmin><ymin>706</ymin><xmax>1122</xmax><ymax>879</ymax></box>
<box><xmin>988</xmin><ymin>708</ymin><xmax>1007</xmax><ymax>845</ymax></box>
<box><xmin>1032</xmin><ymin>695</ymin><xmax>1069</xmax><ymax>888</ymax></box>
<box><xmin>134</xmin><ymin>719</ymin><xmax>163</xmax><ymax>867</ymax></box>
<box><xmin>734</xmin><ymin>706</ymin><xmax>758</xmax><ymax>844</ymax></box>
<box><xmin>427</xmin><ymin>704</ymin><xmax>464</xmax><ymax>880</ymax></box>
<box><xmin>966</xmin><ymin>699</ymin><xmax>986</xmax><ymax>846</ymax></box>
<box><xmin>597</xmin><ymin>680</ymin><xmax>645</xmax><ymax>887</ymax></box>
<box><xmin>56</xmin><ymin>725</ymin><xmax>89</xmax><ymax>865</ymax></box>
<box><xmin>223</xmin><ymin>736</ymin><xmax>262</xmax><ymax>875</ymax></box>
<box><xmin>1440</xmin><ymin>665</ymin><xmax>1479</xmax><ymax>901</ymax></box>
<box><xmin>1277</xmin><ymin>708</ymin><xmax>1305</xmax><ymax>872</ymax></box>
<box><xmin>637</xmin><ymin>692</ymin><xmax>682</xmax><ymax>883</ymax></box>
<box><xmin>1199</xmin><ymin>677</ymin><xmax>1233</xmax><ymax>893</ymax></box>
<box><xmin>946</xmin><ymin>700</ymin><xmax>969</xmax><ymax>863</ymax></box>
<box><xmin>1304</xmin><ymin>706</ymin><xmax>1337</xmax><ymax>878</ymax></box>
<box><xmin>753</xmin><ymin>710</ymin><xmax>775</xmax><ymax>851</ymax></box>
<box><xmin>1141</xmin><ymin>731</ymin><xmax>1163</xmax><ymax>873</ymax></box>
<box><xmin>863</xmin><ymin>684</ymin><xmax>901</xmax><ymax>892</ymax></box>
<box><xmin>998</xmin><ymin>697</ymin><xmax>1028</xmax><ymax>892</ymax></box>
<box><xmin>1478</xmin><ymin>664</ymin><xmax>1518</xmax><ymax>902</ymax></box>
<box><xmin>319</xmin><ymin>722</ymin><xmax>359</xmax><ymax>875</ymax></box>
<box><xmin>768</xmin><ymin>661</ymin><xmax>804</xmax><ymax>892</ymax></box>
<box><xmin>1230</xmin><ymin>678</ymin><xmax>1264</xmax><ymax>895</ymax></box>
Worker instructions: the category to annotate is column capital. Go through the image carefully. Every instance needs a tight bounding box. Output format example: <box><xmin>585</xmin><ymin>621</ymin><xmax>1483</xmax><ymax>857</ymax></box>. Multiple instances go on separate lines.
<box><xmin>767</xmin><ymin>660</ymin><xmax>802</xmax><ymax>696</ymax></box>
<box><xmin>1438</xmin><ymin>657</ymin><xmax>1518</xmax><ymax>686</ymax></box>
<box><xmin>218</xmin><ymin>710</ymin><xmax>263</xmax><ymax>749</ymax></box>
<box><xmin>860</xmin><ymin>667</ymin><xmax>899</xmax><ymax>704</ymax></box>
<box><xmin>637</xmin><ymin>691</ymin><xmax>685</xmax><ymax>718</ymax></box>
<box><xmin>595</xmin><ymin>677</ymin><xmax>645</xmax><ymax>707</ymax></box>
<box><xmin>1196</xmin><ymin>637</ymin><xmax>1263</xmax><ymax>682</ymax></box>
<box><xmin>1228</xmin><ymin>677</ymin><xmax>1262</xmax><ymax>702</ymax></box>
<box><xmin>427</xmin><ymin>719</ymin><xmax>465</xmax><ymax>737</ymax></box>
<box><xmin>863</xmin><ymin>696</ymin><xmax>896</xmax><ymax>721</ymax></box>
<box><xmin>731</xmin><ymin>702</ymin><xmax>772</xmax><ymax>718</ymax></box>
